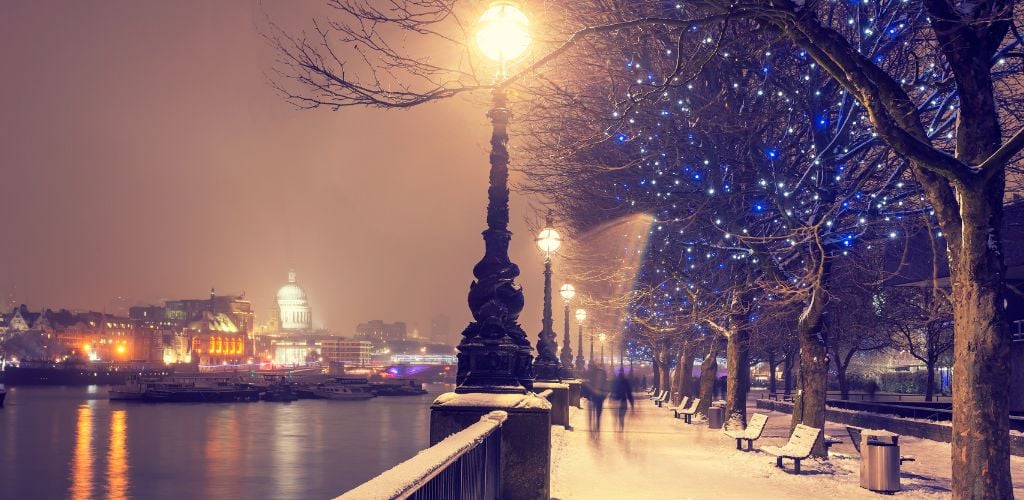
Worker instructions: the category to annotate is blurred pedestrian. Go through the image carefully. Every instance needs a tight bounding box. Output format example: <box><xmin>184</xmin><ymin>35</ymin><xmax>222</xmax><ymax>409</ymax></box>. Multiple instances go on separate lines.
<box><xmin>611</xmin><ymin>369</ymin><xmax>634</xmax><ymax>432</ymax></box>
<box><xmin>586</xmin><ymin>365</ymin><xmax>608</xmax><ymax>432</ymax></box>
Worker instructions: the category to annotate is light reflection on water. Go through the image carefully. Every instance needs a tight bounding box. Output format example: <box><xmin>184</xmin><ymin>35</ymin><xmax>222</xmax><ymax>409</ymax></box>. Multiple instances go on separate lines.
<box><xmin>70</xmin><ymin>405</ymin><xmax>93</xmax><ymax>500</ymax></box>
<box><xmin>0</xmin><ymin>385</ymin><xmax>441</xmax><ymax>499</ymax></box>
<box><xmin>108</xmin><ymin>410</ymin><xmax>129</xmax><ymax>500</ymax></box>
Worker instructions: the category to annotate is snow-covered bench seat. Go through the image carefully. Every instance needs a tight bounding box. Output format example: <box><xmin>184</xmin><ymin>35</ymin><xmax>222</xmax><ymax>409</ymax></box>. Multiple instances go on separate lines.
<box><xmin>654</xmin><ymin>391</ymin><xmax>670</xmax><ymax>407</ymax></box>
<box><xmin>667</xmin><ymin>396</ymin><xmax>690</xmax><ymax>415</ymax></box>
<box><xmin>761</xmin><ymin>424</ymin><xmax>822</xmax><ymax>474</ymax></box>
<box><xmin>649</xmin><ymin>389</ymin><xmax>665</xmax><ymax>400</ymax></box>
<box><xmin>846</xmin><ymin>426</ymin><xmax>916</xmax><ymax>464</ymax></box>
<box><xmin>675</xmin><ymin>398</ymin><xmax>701</xmax><ymax>423</ymax></box>
<box><xmin>723</xmin><ymin>413</ymin><xmax>768</xmax><ymax>451</ymax></box>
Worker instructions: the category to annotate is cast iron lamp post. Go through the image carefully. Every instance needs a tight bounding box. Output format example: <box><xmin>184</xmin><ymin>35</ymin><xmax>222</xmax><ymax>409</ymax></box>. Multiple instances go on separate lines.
<box><xmin>454</xmin><ymin>1</ymin><xmax>534</xmax><ymax>394</ymax></box>
<box><xmin>559</xmin><ymin>284</ymin><xmax>575</xmax><ymax>377</ymax></box>
<box><xmin>599</xmin><ymin>332</ymin><xmax>607</xmax><ymax>367</ymax></box>
<box><xmin>533</xmin><ymin>212</ymin><xmax>562</xmax><ymax>381</ymax></box>
<box><xmin>575</xmin><ymin>308</ymin><xmax>587</xmax><ymax>372</ymax></box>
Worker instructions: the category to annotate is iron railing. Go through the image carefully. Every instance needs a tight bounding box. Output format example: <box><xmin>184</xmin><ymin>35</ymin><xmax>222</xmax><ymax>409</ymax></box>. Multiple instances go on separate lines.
<box><xmin>338</xmin><ymin>410</ymin><xmax>506</xmax><ymax>500</ymax></box>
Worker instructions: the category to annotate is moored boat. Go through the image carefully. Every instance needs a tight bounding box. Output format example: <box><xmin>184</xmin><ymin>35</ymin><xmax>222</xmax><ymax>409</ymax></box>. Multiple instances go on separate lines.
<box><xmin>109</xmin><ymin>375</ymin><xmax>261</xmax><ymax>403</ymax></box>
<box><xmin>369</xmin><ymin>379</ymin><xmax>428</xmax><ymax>396</ymax></box>
<box><xmin>261</xmin><ymin>383</ymin><xmax>299</xmax><ymax>402</ymax></box>
<box><xmin>310</xmin><ymin>383</ymin><xmax>375</xmax><ymax>400</ymax></box>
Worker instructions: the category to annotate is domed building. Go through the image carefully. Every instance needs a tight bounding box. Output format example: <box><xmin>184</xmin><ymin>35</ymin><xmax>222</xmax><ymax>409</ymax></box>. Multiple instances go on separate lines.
<box><xmin>276</xmin><ymin>269</ymin><xmax>312</xmax><ymax>332</ymax></box>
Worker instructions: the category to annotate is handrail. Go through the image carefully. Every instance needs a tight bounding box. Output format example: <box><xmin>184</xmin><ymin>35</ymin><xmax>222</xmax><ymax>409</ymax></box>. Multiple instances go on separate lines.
<box><xmin>338</xmin><ymin>410</ymin><xmax>507</xmax><ymax>500</ymax></box>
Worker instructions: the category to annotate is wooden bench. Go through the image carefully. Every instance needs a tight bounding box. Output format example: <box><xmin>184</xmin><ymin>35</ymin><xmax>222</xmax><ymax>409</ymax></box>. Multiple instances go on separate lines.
<box><xmin>654</xmin><ymin>391</ymin><xmax>670</xmax><ymax>407</ymax></box>
<box><xmin>761</xmin><ymin>424</ymin><xmax>822</xmax><ymax>473</ymax></box>
<box><xmin>723</xmin><ymin>413</ymin><xmax>768</xmax><ymax>451</ymax></box>
<box><xmin>675</xmin><ymin>398</ymin><xmax>701</xmax><ymax>423</ymax></box>
<box><xmin>649</xmin><ymin>389</ymin><xmax>665</xmax><ymax>401</ymax></box>
<box><xmin>667</xmin><ymin>396</ymin><xmax>689</xmax><ymax>415</ymax></box>
<box><xmin>846</xmin><ymin>426</ymin><xmax>916</xmax><ymax>464</ymax></box>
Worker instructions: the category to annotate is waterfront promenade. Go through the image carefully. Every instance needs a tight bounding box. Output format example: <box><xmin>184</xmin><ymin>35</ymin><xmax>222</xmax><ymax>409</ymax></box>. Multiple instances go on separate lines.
<box><xmin>550</xmin><ymin>398</ymin><xmax>1024</xmax><ymax>499</ymax></box>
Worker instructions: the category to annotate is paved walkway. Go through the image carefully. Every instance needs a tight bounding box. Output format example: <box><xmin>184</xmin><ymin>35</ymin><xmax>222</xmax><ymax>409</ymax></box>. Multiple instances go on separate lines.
<box><xmin>549</xmin><ymin>397</ymin><xmax>1024</xmax><ymax>499</ymax></box>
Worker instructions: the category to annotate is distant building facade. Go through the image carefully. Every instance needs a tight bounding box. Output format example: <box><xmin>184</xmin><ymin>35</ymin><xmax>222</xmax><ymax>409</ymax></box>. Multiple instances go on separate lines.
<box><xmin>321</xmin><ymin>338</ymin><xmax>371</xmax><ymax>366</ymax></box>
<box><xmin>355</xmin><ymin>320</ymin><xmax>407</xmax><ymax>343</ymax></box>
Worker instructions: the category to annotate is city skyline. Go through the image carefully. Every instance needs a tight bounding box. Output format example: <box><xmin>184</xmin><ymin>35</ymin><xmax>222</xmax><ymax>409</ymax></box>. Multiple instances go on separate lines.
<box><xmin>0</xmin><ymin>1</ymin><xmax>553</xmax><ymax>339</ymax></box>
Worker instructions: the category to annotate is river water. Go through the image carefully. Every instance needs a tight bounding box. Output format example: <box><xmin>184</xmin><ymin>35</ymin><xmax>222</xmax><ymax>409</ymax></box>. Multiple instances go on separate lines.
<box><xmin>0</xmin><ymin>384</ymin><xmax>449</xmax><ymax>499</ymax></box>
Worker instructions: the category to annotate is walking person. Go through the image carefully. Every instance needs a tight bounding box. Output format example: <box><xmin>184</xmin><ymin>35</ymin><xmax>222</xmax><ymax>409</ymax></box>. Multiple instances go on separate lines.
<box><xmin>611</xmin><ymin>369</ymin><xmax>635</xmax><ymax>432</ymax></box>
<box><xmin>587</xmin><ymin>365</ymin><xmax>608</xmax><ymax>432</ymax></box>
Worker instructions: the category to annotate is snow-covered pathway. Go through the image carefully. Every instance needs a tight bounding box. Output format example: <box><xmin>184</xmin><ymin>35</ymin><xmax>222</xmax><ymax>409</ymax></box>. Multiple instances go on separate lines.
<box><xmin>550</xmin><ymin>398</ymin><xmax>1024</xmax><ymax>499</ymax></box>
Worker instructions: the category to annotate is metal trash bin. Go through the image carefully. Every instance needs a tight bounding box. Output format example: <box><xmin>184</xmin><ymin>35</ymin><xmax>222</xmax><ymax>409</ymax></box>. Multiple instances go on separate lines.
<box><xmin>707</xmin><ymin>406</ymin><xmax>725</xmax><ymax>429</ymax></box>
<box><xmin>860</xmin><ymin>435</ymin><xmax>901</xmax><ymax>493</ymax></box>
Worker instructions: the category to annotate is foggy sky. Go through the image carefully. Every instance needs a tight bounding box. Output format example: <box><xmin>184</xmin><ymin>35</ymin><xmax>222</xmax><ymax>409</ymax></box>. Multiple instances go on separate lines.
<box><xmin>0</xmin><ymin>1</ymin><xmax>550</xmax><ymax>340</ymax></box>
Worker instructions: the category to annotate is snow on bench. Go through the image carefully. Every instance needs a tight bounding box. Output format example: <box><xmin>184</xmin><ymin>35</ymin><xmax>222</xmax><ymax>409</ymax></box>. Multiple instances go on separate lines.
<box><xmin>654</xmin><ymin>390</ymin><xmax>670</xmax><ymax>407</ymax></box>
<box><xmin>761</xmin><ymin>424</ymin><xmax>822</xmax><ymax>474</ymax></box>
<box><xmin>723</xmin><ymin>413</ymin><xmax>768</xmax><ymax>451</ymax></box>
<box><xmin>667</xmin><ymin>396</ymin><xmax>690</xmax><ymax>415</ymax></box>
<box><xmin>675</xmin><ymin>398</ymin><xmax>701</xmax><ymax>423</ymax></box>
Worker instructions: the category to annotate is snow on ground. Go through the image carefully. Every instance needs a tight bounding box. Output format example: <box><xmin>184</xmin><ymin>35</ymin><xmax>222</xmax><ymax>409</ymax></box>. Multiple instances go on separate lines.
<box><xmin>550</xmin><ymin>396</ymin><xmax>1024</xmax><ymax>499</ymax></box>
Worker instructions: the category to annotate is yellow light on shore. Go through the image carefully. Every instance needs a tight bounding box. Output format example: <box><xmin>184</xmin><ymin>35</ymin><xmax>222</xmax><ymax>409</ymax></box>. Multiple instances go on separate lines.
<box><xmin>575</xmin><ymin>308</ymin><xmax>587</xmax><ymax>323</ymax></box>
<box><xmin>476</xmin><ymin>1</ymin><xmax>531</xmax><ymax>62</ymax></box>
<box><xmin>559</xmin><ymin>283</ymin><xmax>575</xmax><ymax>301</ymax></box>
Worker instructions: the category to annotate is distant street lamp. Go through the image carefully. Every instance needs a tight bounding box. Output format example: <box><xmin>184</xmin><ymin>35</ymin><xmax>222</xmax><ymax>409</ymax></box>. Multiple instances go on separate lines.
<box><xmin>559</xmin><ymin>283</ymin><xmax>575</xmax><ymax>377</ymax></box>
<box><xmin>599</xmin><ymin>332</ymin><xmax>607</xmax><ymax>367</ymax></box>
<box><xmin>533</xmin><ymin>211</ymin><xmax>562</xmax><ymax>381</ymax></box>
<box><xmin>575</xmin><ymin>308</ymin><xmax>587</xmax><ymax>372</ymax></box>
<box><xmin>454</xmin><ymin>1</ymin><xmax>534</xmax><ymax>394</ymax></box>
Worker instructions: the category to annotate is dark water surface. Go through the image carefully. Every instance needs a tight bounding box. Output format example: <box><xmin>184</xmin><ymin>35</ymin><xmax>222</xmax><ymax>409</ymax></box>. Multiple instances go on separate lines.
<box><xmin>0</xmin><ymin>384</ymin><xmax>447</xmax><ymax>499</ymax></box>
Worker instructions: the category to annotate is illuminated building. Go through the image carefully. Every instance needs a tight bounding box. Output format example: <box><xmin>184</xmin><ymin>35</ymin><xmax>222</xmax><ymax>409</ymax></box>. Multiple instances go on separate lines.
<box><xmin>321</xmin><ymin>338</ymin><xmax>371</xmax><ymax>366</ymax></box>
<box><xmin>276</xmin><ymin>269</ymin><xmax>312</xmax><ymax>332</ymax></box>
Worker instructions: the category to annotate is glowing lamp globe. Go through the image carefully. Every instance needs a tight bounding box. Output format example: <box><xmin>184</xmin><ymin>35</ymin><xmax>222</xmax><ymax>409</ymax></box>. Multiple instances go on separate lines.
<box><xmin>476</xmin><ymin>1</ymin><xmax>531</xmax><ymax>62</ymax></box>
<box><xmin>536</xmin><ymin>226</ymin><xmax>562</xmax><ymax>254</ymax></box>
<box><xmin>575</xmin><ymin>308</ymin><xmax>587</xmax><ymax>323</ymax></box>
<box><xmin>599</xmin><ymin>333</ymin><xmax>607</xmax><ymax>343</ymax></box>
<box><xmin>559</xmin><ymin>283</ymin><xmax>575</xmax><ymax>301</ymax></box>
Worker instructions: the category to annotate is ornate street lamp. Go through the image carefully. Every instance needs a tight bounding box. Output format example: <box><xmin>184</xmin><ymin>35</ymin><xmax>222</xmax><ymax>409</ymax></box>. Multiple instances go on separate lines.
<box><xmin>533</xmin><ymin>211</ymin><xmax>562</xmax><ymax>381</ymax></box>
<box><xmin>559</xmin><ymin>284</ymin><xmax>575</xmax><ymax>377</ymax></box>
<box><xmin>575</xmin><ymin>308</ymin><xmax>587</xmax><ymax>372</ymax></box>
<box><xmin>454</xmin><ymin>1</ymin><xmax>534</xmax><ymax>394</ymax></box>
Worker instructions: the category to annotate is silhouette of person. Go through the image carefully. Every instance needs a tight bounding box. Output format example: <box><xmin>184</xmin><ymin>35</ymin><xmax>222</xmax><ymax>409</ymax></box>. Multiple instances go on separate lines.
<box><xmin>586</xmin><ymin>365</ymin><xmax>608</xmax><ymax>432</ymax></box>
<box><xmin>611</xmin><ymin>370</ymin><xmax>634</xmax><ymax>432</ymax></box>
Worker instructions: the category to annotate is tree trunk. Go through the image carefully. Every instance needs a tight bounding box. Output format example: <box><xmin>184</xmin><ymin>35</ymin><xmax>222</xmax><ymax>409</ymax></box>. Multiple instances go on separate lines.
<box><xmin>651</xmin><ymin>350</ymin><xmax>661</xmax><ymax>393</ymax></box>
<box><xmin>660</xmin><ymin>356</ymin><xmax>672</xmax><ymax>400</ymax></box>
<box><xmin>768</xmin><ymin>350</ymin><xmax>777</xmax><ymax>395</ymax></box>
<box><xmin>679</xmin><ymin>342</ymin><xmax>696</xmax><ymax>398</ymax></box>
<box><xmin>925</xmin><ymin>362</ymin><xmax>935</xmax><ymax>402</ymax></box>
<box><xmin>836</xmin><ymin>359</ymin><xmax>849</xmax><ymax>401</ymax></box>
<box><xmin>791</xmin><ymin>278</ymin><xmax>831</xmax><ymax>457</ymax></box>
<box><xmin>783</xmin><ymin>353</ymin><xmax>793</xmax><ymax>396</ymax></box>
<box><xmin>949</xmin><ymin>188</ymin><xmax>1011</xmax><ymax>499</ymax></box>
<box><xmin>725</xmin><ymin>330</ymin><xmax>750</xmax><ymax>426</ymax></box>
<box><xmin>670</xmin><ymin>349</ymin><xmax>685</xmax><ymax>406</ymax></box>
<box><xmin>697</xmin><ymin>341</ymin><xmax>719</xmax><ymax>417</ymax></box>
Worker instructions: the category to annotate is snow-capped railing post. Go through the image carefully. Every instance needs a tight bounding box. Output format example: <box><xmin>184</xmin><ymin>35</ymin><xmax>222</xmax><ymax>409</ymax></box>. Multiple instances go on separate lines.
<box><xmin>337</xmin><ymin>411</ymin><xmax>507</xmax><ymax>500</ymax></box>
<box><xmin>430</xmin><ymin>392</ymin><xmax>552</xmax><ymax>500</ymax></box>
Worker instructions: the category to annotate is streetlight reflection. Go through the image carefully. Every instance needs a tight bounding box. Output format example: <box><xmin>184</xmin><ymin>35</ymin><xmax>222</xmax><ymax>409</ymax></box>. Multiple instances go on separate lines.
<box><xmin>69</xmin><ymin>406</ymin><xmax>93</xmax><ymax>500</ymax></box>
<box><xmin>107</xmin><ymin>410</ymin><xmax>129</xmax><ymax>500</ymax></box>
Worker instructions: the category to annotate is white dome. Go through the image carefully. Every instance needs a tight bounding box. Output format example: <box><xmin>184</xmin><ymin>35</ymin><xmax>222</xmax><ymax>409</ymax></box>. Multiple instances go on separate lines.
<box><xmin>277</xmin><ymin>282</ymin><xmax>307</xmax><ymax>302</ymax></box>
<box><xmin>276</xmin><ymin>269</ymin><xmax>312</xmax><ymax>331</ymax></box>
